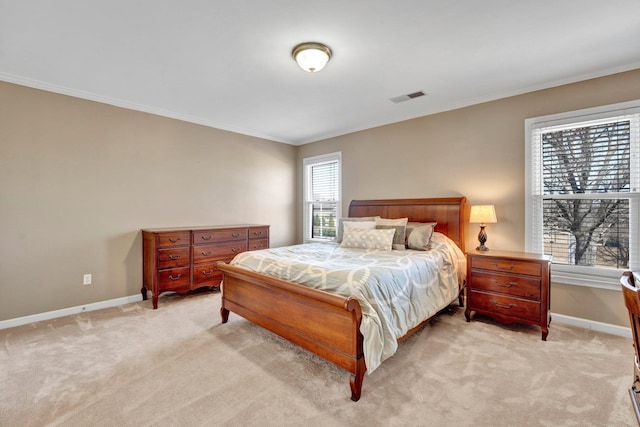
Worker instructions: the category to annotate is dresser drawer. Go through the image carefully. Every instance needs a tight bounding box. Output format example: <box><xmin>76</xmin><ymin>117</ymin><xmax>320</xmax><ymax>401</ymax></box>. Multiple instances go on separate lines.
<box><xmin>469</xmin><ymin>290</ymin><xmax>541</xmax><ymax>322</ymax></box>
<box><xmin>193</xmin><ymin>241</ymin><xmax>248</xmax><ymax>263</ymax></box>
<box><xmin>158</xmin><ymin>247</ymin><xmax>190</xmax><ymax>269</ymax></box>
<box><xmin>248</xmin><ymin>238</ymin><xmax>269</xmax><ymax>251</ymax></box>
<box><xmin>157</xmin><ymin>232</ymin><xmax>190</xmax><ymax>248</ymax></box>
<box><xmin>158</xmin><ymin>267</ymin><xmax>190</xmax><ymax>289</ymax></box>
<box><xmin>249</xmin><ymin>226</ymin><xmax>269</xmax><ymax>240</ymax></box>
<box><xmin>194</xmin><ymin>228</ymin><xmax>248</xmax><ymax>244</ymax></box>
<box><xmin>469</xmin><ymin>271</ymin><xmax>541</xmax><ymax>299</ymax></box>
<box><xmin>471</xmin><ymin>256</ymin><xmax>541</xmax><ymax>277</ymax></box>
<box><xmin>193</xmin><ymin>263</ymin><xmax>223</xmax><ymax>286</ymax></box>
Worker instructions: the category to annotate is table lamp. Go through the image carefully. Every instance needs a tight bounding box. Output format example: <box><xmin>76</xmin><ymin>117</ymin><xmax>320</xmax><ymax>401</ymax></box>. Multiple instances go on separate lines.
<box><xmin>469</xmin><ymin>205</ymin><xmax>497</xmax><ymax>251</ymax></box>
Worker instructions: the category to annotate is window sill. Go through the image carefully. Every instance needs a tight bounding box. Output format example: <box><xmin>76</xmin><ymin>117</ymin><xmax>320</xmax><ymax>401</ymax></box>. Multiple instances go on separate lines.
<box><xmin>551</xmin><ymin>268</ymin><xmax>623</xmax><ymax>291</ymax></box>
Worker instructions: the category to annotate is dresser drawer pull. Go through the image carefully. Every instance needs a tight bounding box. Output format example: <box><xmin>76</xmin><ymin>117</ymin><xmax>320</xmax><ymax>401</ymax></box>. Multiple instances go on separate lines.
<box><xmin>168</xmin><ymin>254</ymin><xmax>181</xmax><ymax>260</ymax></box>
<box><xmin>201</xmin><ymin>250</ymin><xmax>213</xmax><ymax>256</ymax></box>
<box><xmin>490</xmin><ymin>279</ymin><xmax>518</xmax><ymax>288</ymax></box>
<box><xmin>201</xmin><ymin>269</ymin><xmax>214</xmax><ymax>276</ymax></box>
<box><xmin>168</xmin><ymin>237</ymin><xmax>181</xmax><ymax>243</ymax></box>
<box><xmin>200</xmin><ymin>235</ymin><xmax>212</xmax><ymax>240</ymax></box>
<box><xmin>253</xmin><ymin>245</ymin><xmax>265</xmax><ymax>249</ymax></box>
<box><xmin>253</xmin><ymin>231</ymin><xmax>263</xmax><ymax>236</ymax></box>
<box><xmin>231</xmin><ymin>247</ymin><xmax>241</xmax><ymax>253</ymax></box>
<box><xmin>491</xmin><ymin>263</ymin><xmax>515</xmax><ymax>271</ymax></box>
<box><xmin>168</xmin><ymin>274</ymin><xmax>182</xmax><ymax>281</ymax></box>
<box><xmin>490</xmin><ymin>300</ymin><xmax>516</xmax><ymax>309</ymax></box>
<box><xmin>231</xmin><ymin>233</ymin><xmax>241</xmax><ymax>238</ymax></box>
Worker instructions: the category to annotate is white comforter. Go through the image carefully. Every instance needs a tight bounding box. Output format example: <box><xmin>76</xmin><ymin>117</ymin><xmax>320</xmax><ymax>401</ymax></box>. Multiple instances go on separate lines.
<box><xmin>229</xmin><ymin>232</ymin><xmax>466</xmax><ymax>373</ymax></box>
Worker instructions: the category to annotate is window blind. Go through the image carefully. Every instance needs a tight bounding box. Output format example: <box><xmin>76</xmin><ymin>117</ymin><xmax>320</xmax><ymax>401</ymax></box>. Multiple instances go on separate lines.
<box><xmin>310</xmin><ymin>161</ymin><xmax>338</xmax><ymax>202</ymax></box>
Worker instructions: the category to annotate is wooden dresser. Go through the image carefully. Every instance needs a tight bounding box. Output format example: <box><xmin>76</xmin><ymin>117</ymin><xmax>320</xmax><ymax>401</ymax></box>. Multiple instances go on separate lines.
<box><xmin>142</xmin><ymin>224</ymin><xmax>269</xmax><ymax>309</ymax></box>
<box><xmin>465</xmin><ymin>249</ymin><xmax>552</xmax><ymax>340</ymax></box>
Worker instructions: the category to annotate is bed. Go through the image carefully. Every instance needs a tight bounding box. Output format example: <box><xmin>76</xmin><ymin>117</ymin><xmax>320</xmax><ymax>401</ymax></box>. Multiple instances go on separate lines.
<box><xmin>217</xmin><ymin>197</ymin><xmax>466</xmax><ymax>401</ymax></box>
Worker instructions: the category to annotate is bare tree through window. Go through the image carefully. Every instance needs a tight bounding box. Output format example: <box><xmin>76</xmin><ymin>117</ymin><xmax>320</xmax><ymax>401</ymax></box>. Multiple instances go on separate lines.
<box><xmin>541</xmin><ymin>120</ymin><xmax>630</xmax><ymax>268</ymax></box>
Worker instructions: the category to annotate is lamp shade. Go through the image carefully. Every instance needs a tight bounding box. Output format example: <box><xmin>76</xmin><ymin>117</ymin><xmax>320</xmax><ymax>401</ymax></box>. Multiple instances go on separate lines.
<box><xmin>292</xmin><ymin>42</ymin><xmax>332</xmax><ymax>73</ymax></box>
<box><xmin>469</xmin><ymin>205</ymin><xmax>497</xmax><ymax>224</ymax></box>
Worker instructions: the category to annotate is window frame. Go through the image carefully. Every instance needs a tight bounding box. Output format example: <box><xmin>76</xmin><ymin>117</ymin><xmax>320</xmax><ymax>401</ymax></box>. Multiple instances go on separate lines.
<box><xmin>525</xmin><ymin>100</ymin><xmax>640</xmax><ymax>290</ymax></box>
<box><xmin>302</xmin><ymin>152</ymin><xmax>342</xmax><ymax>243</ymax></box>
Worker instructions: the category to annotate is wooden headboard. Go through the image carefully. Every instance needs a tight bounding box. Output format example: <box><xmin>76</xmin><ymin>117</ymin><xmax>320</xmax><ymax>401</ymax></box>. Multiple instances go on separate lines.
<box><xmin>348</xmin><ymin>197</ymin><xmax>466</xmax><ymax>252</ymax></box>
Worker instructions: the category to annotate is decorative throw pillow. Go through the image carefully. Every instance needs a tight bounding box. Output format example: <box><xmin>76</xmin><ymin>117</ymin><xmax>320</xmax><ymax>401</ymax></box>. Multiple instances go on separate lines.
<box><xmin>341</xmin><ymin>228</ymin><xmax>396</xmax><ymax>250</ymax></box>
<box><xmin>405</xmin><ymin>222</ymin><xmax>437</xmax><ymax>251</ymax></box>
<box><xmin>375</xmin><ymin>217</ymin><xmax>408</xmax><ymax>250</ymax></box>
<box><xmin>335</xmin><ymin>217</ymin><xmax>379</xmax><ymax>243</ymax></box>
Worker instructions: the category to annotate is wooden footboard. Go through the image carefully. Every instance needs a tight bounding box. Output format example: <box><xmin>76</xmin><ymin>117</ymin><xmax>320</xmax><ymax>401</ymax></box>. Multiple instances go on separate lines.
<box><xmin>217</xmin><ymin>262</ymin><xmax>367</xmax><ymax>401</ymax></box>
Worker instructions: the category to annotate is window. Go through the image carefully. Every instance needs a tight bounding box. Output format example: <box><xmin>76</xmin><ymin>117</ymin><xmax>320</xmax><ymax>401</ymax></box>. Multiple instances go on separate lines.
<box><xmin>303</xmin><ymin>152</ymin><xmax>341</xmax><ymax>243</ymax></box>
<box><xmin>525</xmin><ymin>100</ymin><xmax>640</xmax><ymax>289</ymax></box>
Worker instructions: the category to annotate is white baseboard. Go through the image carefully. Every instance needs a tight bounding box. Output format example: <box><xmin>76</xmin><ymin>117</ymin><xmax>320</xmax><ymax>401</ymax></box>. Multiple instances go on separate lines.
<box><xmin>0</xmin><ymin>298</ymin><xmax>632</xmax><ymax>339</ymax></box>
<box><xmin>552</xmin><ymin>313</ymin><xmax>631</xmax><ymax>338</ymax></box>
<box><xmin>0</xmin><ymin>294</ymin><xmax>143</xmax><ymax>330</ymax></box>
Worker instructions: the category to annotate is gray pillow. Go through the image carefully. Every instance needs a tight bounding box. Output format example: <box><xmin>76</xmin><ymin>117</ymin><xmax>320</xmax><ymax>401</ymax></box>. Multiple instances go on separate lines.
<box><xmin>375</xmin><ymin>225</ymin><xmax>406</xmax><ymax>250</ymax></box>
<box><xmin>375</xmin><ymin>217</ymin><xmax>408</xmax><ymax>250</ymax></box>
<box><xmin>405</xmin><ymin>222</ymin><xmax>437</xmax><ymax>250</ymax></box>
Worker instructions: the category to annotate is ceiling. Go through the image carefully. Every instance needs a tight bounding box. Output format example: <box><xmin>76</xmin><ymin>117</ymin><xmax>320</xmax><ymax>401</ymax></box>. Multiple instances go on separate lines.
<box><xmin>2</xmin><ymin>1</ymin><xmax>640</xmax><ymax>146</ymax></box>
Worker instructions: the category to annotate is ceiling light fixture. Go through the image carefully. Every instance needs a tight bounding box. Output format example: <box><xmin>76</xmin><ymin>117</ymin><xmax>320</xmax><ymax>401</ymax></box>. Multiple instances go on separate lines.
<box><xmin>292</xmin><ymin>42</ymin><xmax>332</xmax><ymax>73</ymax></box>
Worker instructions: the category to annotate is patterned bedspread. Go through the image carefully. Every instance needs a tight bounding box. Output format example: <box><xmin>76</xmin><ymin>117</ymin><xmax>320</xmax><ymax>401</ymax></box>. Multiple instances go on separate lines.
<box><xmin>229</xmin><ymin>232</ymin><xmax>466</xmax><ymax>373</ymax></box>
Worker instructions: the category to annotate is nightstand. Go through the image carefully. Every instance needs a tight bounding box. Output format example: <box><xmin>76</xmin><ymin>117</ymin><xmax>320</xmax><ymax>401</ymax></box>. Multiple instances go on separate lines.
<box><xmin>465</xmin><ymin>249</ymin><xmax>552</xmax><ymax>340</ymax></box>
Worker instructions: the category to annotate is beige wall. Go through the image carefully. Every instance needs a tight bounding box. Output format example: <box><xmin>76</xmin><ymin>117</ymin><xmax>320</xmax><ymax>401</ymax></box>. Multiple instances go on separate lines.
<box><xmin>0</xmin><ymin>81</ymin><xmax>297</xmax><ymax>321</ymax></box>
<box><xmin>3</xmin><ymin>69</ymin><xmax>640</xmax><ymax>327</ymax></box>
<box><xmin>297</xmin><ymin>68</ymin><xmax>640</xmax><ymax>327</ymax></box>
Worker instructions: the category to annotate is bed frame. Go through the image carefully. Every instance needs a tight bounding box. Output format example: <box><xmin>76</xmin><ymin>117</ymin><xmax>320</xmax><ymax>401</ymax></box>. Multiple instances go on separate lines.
<box><xmin>217</xmin><ymin>197</ymin><xmax>466</xmax><ymax>401</ymax></box>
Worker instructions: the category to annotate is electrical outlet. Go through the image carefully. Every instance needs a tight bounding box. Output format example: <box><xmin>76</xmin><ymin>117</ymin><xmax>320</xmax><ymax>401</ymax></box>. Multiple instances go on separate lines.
<box><xmin>83</xmin><ymin>274</ymin><xmax>92</xmax><ymax>285</ymax></box>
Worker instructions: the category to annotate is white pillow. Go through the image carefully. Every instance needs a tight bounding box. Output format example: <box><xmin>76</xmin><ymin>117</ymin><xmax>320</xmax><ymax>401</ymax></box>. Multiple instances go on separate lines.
<box><xmin>375</xmin><ymin>217</ymin><xmax>408</xmax><ymax>250</ymax></box>
<box><xmin>341</xmin><ymin>228</ymin><xmax>395</xmax><ymax>250</ymax></box>
<box><xmin>343</xmin><ymin>220</ymin><xmax>376</xmax><ymax>231</ymax></box>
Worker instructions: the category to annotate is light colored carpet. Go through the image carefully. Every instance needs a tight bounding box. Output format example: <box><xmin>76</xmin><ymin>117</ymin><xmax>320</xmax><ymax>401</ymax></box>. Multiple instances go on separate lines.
<box><xmin>0</xmin><ymin>290</ymin><xmax>636</xmax><ymax>427</ymax></box>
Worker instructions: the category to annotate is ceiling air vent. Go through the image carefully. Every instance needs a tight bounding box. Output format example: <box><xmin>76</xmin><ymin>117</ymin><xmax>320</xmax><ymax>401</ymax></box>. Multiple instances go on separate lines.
<box><xmin>389</xmin><ymin>90</ymin><xmax>426</xmax><ymax>104</ymax></box>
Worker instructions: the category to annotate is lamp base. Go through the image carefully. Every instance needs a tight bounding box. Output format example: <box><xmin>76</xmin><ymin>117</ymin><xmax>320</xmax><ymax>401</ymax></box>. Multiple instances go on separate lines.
<box><xmin>476</xmin><ymin>225</ymin><xmax>489</xmax><ymax>251</ymax></box>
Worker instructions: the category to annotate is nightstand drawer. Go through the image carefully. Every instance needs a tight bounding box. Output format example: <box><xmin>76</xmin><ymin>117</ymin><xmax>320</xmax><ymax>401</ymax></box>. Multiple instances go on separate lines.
<box><xmin>469</xmin><ymin>291</ymin><xmax>540</xmax><ymax>322</ymax></box>
<box><xmin>469</xmin><ymin>271</ymin><xmax>541</xmax><ymax>299</ymax></box>
<box><xmin>471</xmin><ymin>257</ymin><xmax>541</xmax><ymax>277</ymax></box>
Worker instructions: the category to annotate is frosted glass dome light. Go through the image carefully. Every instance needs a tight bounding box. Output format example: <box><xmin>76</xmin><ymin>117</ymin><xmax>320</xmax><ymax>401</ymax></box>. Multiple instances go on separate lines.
<box><xmin>292</xmin><ymin>42</ymin><xmax>332</xmax><ymax>73</ymax></box>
